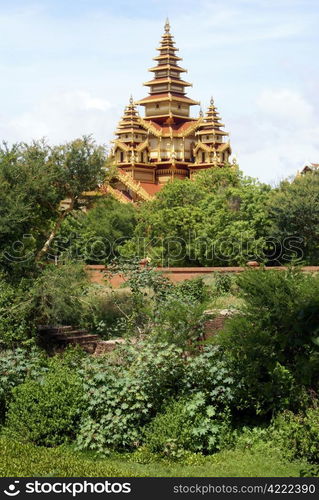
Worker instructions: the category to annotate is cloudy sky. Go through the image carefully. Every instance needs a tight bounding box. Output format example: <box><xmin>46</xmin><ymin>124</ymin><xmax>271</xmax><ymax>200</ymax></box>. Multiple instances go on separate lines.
<box><xmin>0</xmin><ymin>0</ymin><xmax>318</xmax><ymax>183</ymax></box>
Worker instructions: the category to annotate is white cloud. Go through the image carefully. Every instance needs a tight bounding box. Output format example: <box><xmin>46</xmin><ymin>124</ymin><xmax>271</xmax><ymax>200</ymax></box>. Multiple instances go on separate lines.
<box><xmin>232</xmin><ymin>88</ymin><xmax>319</xmax><ymax>183</ymax></box>
<box><xmin>0</xmin><ymin>90</ymin><xmax>117</xmax><ymax>145</ymax></box>
<box><xmin>0</xmin><ymin>1</ymin><xmax>318</xmax><ymax>185</ymax></box>
<box><xmin>257</xmin><ymin>89</ymin><xmax>314</xmax><ymax>124</ymax></box>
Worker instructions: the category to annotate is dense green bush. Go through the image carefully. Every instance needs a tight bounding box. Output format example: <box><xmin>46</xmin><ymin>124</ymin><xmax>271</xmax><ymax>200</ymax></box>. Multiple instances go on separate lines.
<box><xmin>0</xmin><ymin>347</ymin><xmax>47</xmax><ymax>422</ymax></box>
<box><xmin>26</xmin><ymin>262</ymin><xmax>89</xmax><ymax>326</ymax></box>
<box><xmin>0</xmin><ymin>263</ymin><xmax>90</xmax><ymax>346</ymax></box>
<box><xmin>77</xmin><ymin>342</ymin><xmax>185</xmax><ymax>455</ymax></box>
<box><xmin>120</xmin><ymin>167</ymin><xmax>272</xmax><ymax>267</ymax></box>
<box><xmin>268</xmin><ymin>171</ymin><xmax>319</xmax><ymax>265</ymax></box>
<box><xmin>80</xmin><ymin>286</ymin><xmax>137</xmax><ymax>338</ymax></box>
<box><xmin>106</xmin><ymin>261</ymin><xmax>207</xmax><ymax>345</ymax></box>
<box><xmin>176</xmin><ymin>277</ymin><xmax>208</xmax><ymax>303</ymax></box>
<box><xmin>0</xmin><ymin>278</ymin><xmax>36</xmax><ymax>347</ymax></box>
<box><xmin>270</xmin><ymin>407</ymin><xmax>319</xmax><ymax>463</ymax></box>
<box><xmin>76</xmin><ymin>343</ymin><xmax>234</xmax><ymax>456</ymax></box>
<box><xmin>181</xmin><ymin>346</ymin><xmax>234</xmax><ymax>408</ymax></box>
<box><xmin>213</xmin><ymin>273</ymin><xmax>234</xmax><ymax>295</ymax></box>
<box><xmin>219</xmin><ymin>269</ymin><xmax>319</xmax><ymax>415</ymax></box>
<box><xmin>152</xmin><ymin>296</ymin><xmax>205</xmax><ymax>346</ymax></box>
<box><xmin>59</xmin><ymin>197</ymin><xmax>137</xmax><ymax>264</ymax></box>
<box><xmin>144</xmin><ymin>393</ymin><xmax>232</xmax><ymax>459</ymax></box>
<box><xmin>6</xmin><ymin>363</ymin><xmax>84</xmax><ymax>446</ymax></box>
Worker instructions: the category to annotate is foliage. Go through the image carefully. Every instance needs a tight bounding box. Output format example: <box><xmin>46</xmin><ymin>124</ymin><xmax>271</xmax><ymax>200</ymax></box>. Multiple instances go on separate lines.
<box><xmin>213</xmin><ymin>272</ymin><xmax>234</xmax><ymax>295</ymax></box>
<box><xmin>152</xmin><ymin>296</ymin><xmax>206</xmax><ymax>347</ymax></box>
<box><xmin>76</xmin><ymin>343</ymin><xmax>234</xmax><ymax>456</ymax></box>
<box><xmin>24</xmin><ymin>261</ymin><xmax>89</xmax><ymax>326</ymax></box>
<box><xmin>270</xmin><ymin>407</ymin><xmax>319</xmax><ymax>463</ymax></box>
<box><xmin>177</xmin><ymin>277</ymin><xmax>208</xmax><ymax>303</ymax></box>
<box><xmin>219</xmin><ymin>269</ymin><xmax>319</xmax><ymax>415</ymax></box>
<box><xmin>0</xmin><ymin>141</ymin><xmax>55</xmax><ymax>278</ymax></box>
<box><xmin>268</xmin><ymin>172</ymin><xmax>319</xmax><ymax>264</ymax></box>
<box><xmin>0</xmin><ymin>347</ymin><xmax>47</xmax><ymax>422</ymax></box>
<box><xmin>0</xmin><ymin>137</ymin><xmax>107</xmax><ymax>278</ymax></box>
<box><xmin>0</xmin><ymin>262</ymin><xmax>91</xmax><ymax>346</ymax></box>
<box><xmin>144</xmin><ymin>394</ymin><xmax>232</xmax><ymax>459</ymax></box>
<box><xmin>121</xmin><ymin>166</ymin><xmax>272</xmax><ymax>266</ymax></box>
<box><xmin>80</xmin><ymin>287</ymin><xmax>137</xmax><ymax>338</ymax></box>
<box><xmin>6</xmin><ymin>363</ymin><xmax>85</xmax><ymax>446</ymax></box>
<box><xmin>181</xmin><ymin>346</ymin><xmax>235</xmax><ymax>408</ymax></box>
<box><xmin>58</xmin><ymin>197</ymin><xmax>137</xmax><ymax>264</ymax></box>
<box><xmin>76</xmin><ymin>342</ymin><xmax>185</xmax><ymax>455</ymax></box>
<box><xmin>0</xmin><ymin>277</ymin><xmax>36</xmax><ymax>347</ymax></box>
<box><xmin>106</xmin><ymin>261</ymin><xmax>207</xmax><ymax>345</ymax></box>
<box><xmin>0</xmin><ymin>436</ymin><xmax>307</xmax><ymax>478</ymax></box>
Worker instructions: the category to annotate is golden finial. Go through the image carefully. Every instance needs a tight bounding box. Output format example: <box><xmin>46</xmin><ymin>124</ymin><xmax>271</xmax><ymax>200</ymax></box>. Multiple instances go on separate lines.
<box><xmin>129</xmin><ymin>94</ymin><xmax>134</xmax><ymax>105</ymax></box>
<box><xmin>164</xmin><ymin>17</ymin><xmax>170</xmax><ymax>33</ymax></box>
<box><xmin>210</xmin><ymin>96</ymin><xmax>214</xmax><ymax>106</ymax></box>
<box><xmin>199</xmin><ymin>107</ymin><xmax>203</xmax><ymax>118</ymax></box>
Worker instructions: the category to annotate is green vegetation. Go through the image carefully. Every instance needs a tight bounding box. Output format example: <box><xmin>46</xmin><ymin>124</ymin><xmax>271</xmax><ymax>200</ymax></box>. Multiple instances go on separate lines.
<box><xmin>268</xmin><ymin>171</ymin><xmax>319</xmax><ymax>264</ymax></box>
<box><xmin>0</xmin><ymin>137</ymin><xmax>107</xmax><ymax>279</ymax></box>
<box><xmin>60</xmin><ymin>197</ymin><xmax>137</xmax><ymax>263</ymax></box>
<box><xmin>121</xmin><ymin>166</ymin><xmax>272</xmax><ymax>266</ymax></box>
<box><xmin>219</xmin><ymin>269</ymin><xmax>319</xmax><ymax>416</ymax></box>
<box><xmin>1</xmin><ymin>139</ymin><xmax>319</xmax><ymax>477</ymax></box>
<box><xmin>6</xmin><ymin>363</ymin><xmax>84</xmax><ymax>446</ymax></box>
<box><xmin>0</xmin><ymin>436</ymin><xmax>308</xmax><ymax>477</ymax></box>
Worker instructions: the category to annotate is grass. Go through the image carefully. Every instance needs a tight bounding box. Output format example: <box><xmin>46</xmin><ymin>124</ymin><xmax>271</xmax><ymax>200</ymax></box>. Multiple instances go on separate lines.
<box><xmin>0</xmin><ymin>437</ymin><xmax>307</xmax><ymax>477</ymax></box>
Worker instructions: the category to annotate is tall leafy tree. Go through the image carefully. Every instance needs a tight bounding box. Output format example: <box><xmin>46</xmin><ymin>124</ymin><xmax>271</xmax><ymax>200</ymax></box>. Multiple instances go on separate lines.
<box><xmin>121</xmin><ymin>166</ymin><xmax>272</xmax><ymax>266</ymax></box>
<box><xmin>0</xmin><ymin>137</ymin><xmax>107</xmax><ymax>278</ymax></box>
<box><xmin>58</xmin><ymin>197</ymin><xmax>137</xmax><ymax>264</ymax></box>
<box><xmin>268</xmin><ymin>172</ymin><xmax>319</xmax><ymax>264</ymax></box>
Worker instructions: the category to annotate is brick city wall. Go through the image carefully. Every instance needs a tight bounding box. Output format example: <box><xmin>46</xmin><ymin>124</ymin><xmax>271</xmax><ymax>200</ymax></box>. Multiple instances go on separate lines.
<box><xmin>86</xmin><ymin>265</ymin><xmax>319</xmax><ymax>287</ymax></box>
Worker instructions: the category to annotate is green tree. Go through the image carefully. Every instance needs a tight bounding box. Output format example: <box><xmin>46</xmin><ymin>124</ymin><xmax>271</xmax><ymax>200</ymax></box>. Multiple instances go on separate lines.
<box><xmin>0</xmin><ymin>137</ymin><xmax>107</xmax><ymax>278</ymax></box>
<box><xmin>58</xmin><ymin>197</ymin><xmax>136</xmax><ymax>263</ymax></box>
<box><xmin>121</xmin><ymin>166</ymin><xmax>272</xmax><ymax>266</ymax></box>
<box><xmin>219</xmin><ymin>269</ymin><xmax>319</xmax><ymax>416</ymax></box>
<box><xmin>268</xmin><ymin>172</ymin><xmax>319</xmax><ymax>264</ymax></box>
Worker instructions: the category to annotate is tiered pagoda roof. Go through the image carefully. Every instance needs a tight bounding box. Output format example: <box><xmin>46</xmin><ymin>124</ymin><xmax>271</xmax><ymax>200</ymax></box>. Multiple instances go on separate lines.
<box><xmin>196</xmin><ymin>97</ymin><xmax>229</xmax><ymax>140</ymax></box>
<box><xmin>110</xmin><ymin>20</ymin><xmax>232</xmax><ymax>201</ymax></box>
<box><xmin>115</xmin><ymin>95</ymin><xmax>147</xmax><ymax>139</ymax></box>
<box><xmin>135</xmin><ymin>19</ymin><xmax>199</xmax><ymax>112</ymax></box>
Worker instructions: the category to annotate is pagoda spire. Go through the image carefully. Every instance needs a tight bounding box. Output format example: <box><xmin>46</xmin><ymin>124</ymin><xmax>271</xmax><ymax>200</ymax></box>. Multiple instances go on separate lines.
<box><xmin>136</xmin><ymin>19</ymin><xmax>199</xmax><ymax>123</ymax></box>
<box><xmin>202</xmin><ymin>97</ymin><xmax>227</xmax><ymax>132</ymax></box>
<box><xmin>194</xmin><ymin>98</ymin><xmax>231</xmax><ymax>167</ymax></box>
<box><xmin>115</xmin><ymin>96</ymin><xmax>147</xmax><ymax>139</ymax></box>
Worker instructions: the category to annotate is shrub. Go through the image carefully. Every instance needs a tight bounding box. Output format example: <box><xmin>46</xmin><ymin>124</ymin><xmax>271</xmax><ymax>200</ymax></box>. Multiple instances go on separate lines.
<box><xmin>76</xmin><ymin>342</ymin><xmax>185</xmax><ymax>455</ymax></box>
<box><xmin>144</xmin><ymin>393</ymin><xmax>232</xmax><ymax>459</ymax></box>
<box><xmin>219</xmin><ymin>269</ymin><xmax>319</xmax><ymax>415</ymax></box>
<box><xmin>270</xmin><ymin>407</ymin><xmax>319</xmax><ymax>463</ymax></box>
<box><xmin>152</xmin><ymin>296</ymin><xmax>205</xmax><ymax>347</ymax></box>
<box><xmin>0</xmin><ymin>278</ymin><xmax>35</xmax><ymax>347</ymax></box>
<box><xmin>59</xmin><ymin>196</ymin><xmax>137</xmax><ymax>264</ymax></box>
<box><xmin>181</xmin><ymin>346</ymin><xmax>235</xmax><ymax>409</ymax></box>
<box><xmin>6</xmin><ymin>364</ymin><xmax>84</xmax><ymax>446</ymax></box>
<box><xmin>0</xmin><ymin>347</ymin><xmax>47</xmax><ymax>423</ymax></box>
<box><xmin>177</xmin><ymin>277</ymin><xmax>208</xmax><ymax>303</ymax></box>
<box><xmin>26</xmin><ymin>262</ymin><xmax>89</xmax><ymax>326</ymax></box>
<box><xmin>80</xmin><ymin>286</ymin><xmax>137</xmax><ymax>338</ymax></box>
<box><xmin>213</xmin><ymin>273</ymin><xmax>233</xmax><ymax>295</ymax></box>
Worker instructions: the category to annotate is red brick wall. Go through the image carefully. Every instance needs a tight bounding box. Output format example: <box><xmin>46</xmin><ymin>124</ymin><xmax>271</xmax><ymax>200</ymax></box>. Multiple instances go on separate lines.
<box><xmin>86</xmin><ymin>265</ymin><xmax>319</xmax><ymax>287</ymax></box>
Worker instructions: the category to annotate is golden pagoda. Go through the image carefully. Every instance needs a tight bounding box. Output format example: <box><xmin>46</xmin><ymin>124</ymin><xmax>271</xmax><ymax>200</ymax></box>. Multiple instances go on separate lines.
<box><xmin>112</xmin><ymin>19</ymin><xmax>231</xmax><ymax>199</ymax></box>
